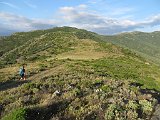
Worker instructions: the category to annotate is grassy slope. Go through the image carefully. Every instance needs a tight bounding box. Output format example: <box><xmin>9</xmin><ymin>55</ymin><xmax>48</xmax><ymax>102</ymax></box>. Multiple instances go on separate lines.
<box><xmin>0</xmin><ymin>27</ymin><xmax>160</xmax><ymax>119</ymax></box>
<box><xmin>0</xmin><ymin>27</ymin><xmax>100</xmax><ymax>66</ymax></box>
<box><xmin>102</xmin><ymin>31</ymin><xmax>160</xmax><ymax>65</ymax></box>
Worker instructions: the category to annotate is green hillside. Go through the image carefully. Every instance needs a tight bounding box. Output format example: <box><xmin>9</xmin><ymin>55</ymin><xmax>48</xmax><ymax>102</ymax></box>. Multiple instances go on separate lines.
<box><xmin>102</xmin><ymin>31</ymin><xmax>160</xmax><ymax>65</ymax></box>
<box><xmin>0</xmin><ymin>27</ymin><xmax>160</xmax><ymax>119</ymax></box>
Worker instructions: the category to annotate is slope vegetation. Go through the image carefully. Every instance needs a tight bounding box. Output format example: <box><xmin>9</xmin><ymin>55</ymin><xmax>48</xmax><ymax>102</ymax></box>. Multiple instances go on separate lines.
<box><xmin>0</xmin><ymin>27</ymin><xmax>160</xmax><ymax>120</ymax></box>
<box><xmin>103</xmin><ymin>31</ymin><xmax>160</xmax><ymax>65</ymax></box>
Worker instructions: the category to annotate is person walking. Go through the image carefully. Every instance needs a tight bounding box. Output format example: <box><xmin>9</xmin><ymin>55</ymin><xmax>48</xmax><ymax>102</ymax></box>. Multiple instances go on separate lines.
<box><xmin>19</xmin><ymin>65</ymin><xmax>26</xmax><ymax>80</ymax></box>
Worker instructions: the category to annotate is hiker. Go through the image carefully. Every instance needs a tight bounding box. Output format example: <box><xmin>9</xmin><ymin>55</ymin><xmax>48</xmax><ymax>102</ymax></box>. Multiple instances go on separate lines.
<box><xmin>19</xmin><ymin>65</ymin><xmax>26</xmax><ymax>80</ymax></box>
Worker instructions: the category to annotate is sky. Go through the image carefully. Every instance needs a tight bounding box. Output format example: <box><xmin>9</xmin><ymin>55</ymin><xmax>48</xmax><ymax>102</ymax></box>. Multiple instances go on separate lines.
<box><xmin>0</xmin><ymin>0</ymin><xmax>160</xmax><ymax>35</ymax></box>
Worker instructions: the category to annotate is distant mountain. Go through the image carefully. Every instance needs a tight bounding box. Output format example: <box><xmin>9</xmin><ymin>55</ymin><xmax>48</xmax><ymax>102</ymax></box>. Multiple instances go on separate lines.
<box><xmin>0</xmin><ymin>28</ymin><xmax>17</xmax><ymax>36</ymax></box>
<box><xmin>0</xmin><ymin>27</ymin><xmax>160</xmax><ymax>120</ymax></box>
<box><xmin>102</xmin><ymin>31</ymin><xmax>160</xmax><ymax>65</ymax></box>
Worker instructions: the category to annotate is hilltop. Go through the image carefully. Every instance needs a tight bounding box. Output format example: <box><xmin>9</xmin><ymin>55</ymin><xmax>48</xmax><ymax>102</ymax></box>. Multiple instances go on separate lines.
<box><xmin>0</xmin><ymin>27</ymin><xmax>160</xmax><ymax>120</ymax></box>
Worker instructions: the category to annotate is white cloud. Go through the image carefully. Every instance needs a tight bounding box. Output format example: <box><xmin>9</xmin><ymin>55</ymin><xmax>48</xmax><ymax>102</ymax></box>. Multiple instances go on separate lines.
<box><xmin>143</xmin><ymin>14</ymin><xmax>160</xmax><ymax>26</ymax></box>
<box><xmin>58</xmin><ymin>5</ymin><xmax>160</xmax><ymax>34</ymax></box>
<box><xmin>0</xmin><ymin>2</ymin><xmax>19</xmax><ymax>9</ymax></box>
<box><xmin>87</xmin><ymin>0</ymin><xmax>104</xmax><ymax>5</ymax></box>
<box><xmin>24</xmin><ymin>1</ymin><xmax>37</xmax><ymax>9</ymax></box>
<box><xmin>0</xmin><ymin>4</ymin><xmax>160</xmax><ymax>35</ymax></box>
<box><xmin>77</xmin><ymin>4</ymin><xmax>87</xmax><ymax>9</ymax></box>
<box><xmin>0</xmin><ymin>12</ymin><xmax>59</xmax><ymax>35</ymax></box>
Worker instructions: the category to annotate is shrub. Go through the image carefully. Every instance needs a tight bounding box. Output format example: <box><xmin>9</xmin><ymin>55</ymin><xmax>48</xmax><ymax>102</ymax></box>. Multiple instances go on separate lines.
<box><xmin>105</xmin><ymin>104</ymin><xmax>116</xmax><ymax>120</ymax></box>
<box><xmin>139</xmin><ymin>100</ymin><xmax>153</xmax><ymax>115</ymax></box>
<box><xmin>2</xmin><ymin>108</ymin><xmax>27</xmax><ymax>120</ymax></box>
<box><xmin>126</xmin><ymin>100</ymin><xmax>139</xmax><ymax>110</ymax></box>
<box><xmin>73</xmin><ymin>88</ymin><xmax>83</xmax><ymax>97</ymax></box>
<box><xmin>127</xmin><ymin>110</ymin><xmax>138</xmax><ymax>120</ymax></box>
<box><xmin>93</xmin><ymin>80</ymin><xmax>103</xmax><ymax>87</ymax></box>
<box><xmin>38</xmin><ymin>63</ymin><xmax>47</xmax><ymax>71</ymax></box>
<box><xmin>101</xmin><ymin>85</ymin><xmax>111</xmax><ymax>93</ymax></box>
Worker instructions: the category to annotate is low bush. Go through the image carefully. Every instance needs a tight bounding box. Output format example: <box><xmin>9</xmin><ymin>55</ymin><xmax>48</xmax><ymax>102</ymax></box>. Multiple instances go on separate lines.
<box><xmin>2</xmin><ymin>108</ymin><xmax>27</xmax><ymax>120</ymax></box>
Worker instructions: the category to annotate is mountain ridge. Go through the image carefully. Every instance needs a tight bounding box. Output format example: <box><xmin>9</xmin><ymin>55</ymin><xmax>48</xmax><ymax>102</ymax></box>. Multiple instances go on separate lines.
<box><xmin>102</xmin><ymin>30</ymin><xmax>160</xmax><ymax>65</ymax></box>
<box><xmin>0</xmin><ymin>27</ymin><xmax>160</xmax><ymax>120</ymax></box>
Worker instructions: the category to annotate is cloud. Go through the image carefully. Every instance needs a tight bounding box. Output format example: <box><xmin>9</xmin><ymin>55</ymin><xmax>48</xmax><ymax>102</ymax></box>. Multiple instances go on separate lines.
<box><xmin>0</xmin><ymin>12</ymin><xmax>58</xmax><ymax>35</ymax></box>
<box><xmin>87</xmin><ymin>0</ymin><xmax>104</xmax><ymax>5</ymax></box>
<box><xmin>58</xmin><ymin>5</ymin><xmax>160</xmax><ymax>34</ymax></box>
<box><xmin>24</xmin><ymin>1</ymin><xmax>37</xmax><ymax>9</ymax></box>
<box><xmin>142</xmin><ymin>14</ymin><xmax>160</xmax><ymax>27</ymax></box>
<box><xmin>0</xmin><ymin>4</ymin><xmax>160</xmax><ymax>35</ymax></box>
<box><xmin>0</xmin><ymin>2</ymin><xmax>19</xmax><ymax>9</ymax></box>
<box><xmin>60</xmin><ymin>7</ymin><xmax>105</xmax><ymax>24</ymax></box>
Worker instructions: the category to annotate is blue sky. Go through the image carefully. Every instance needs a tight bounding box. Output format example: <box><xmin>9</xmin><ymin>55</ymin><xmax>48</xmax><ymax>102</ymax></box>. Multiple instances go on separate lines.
<box><xmin>0</xmin><ymin>0</ymin><xmax>160</xmax><ymax>35</ymax></box>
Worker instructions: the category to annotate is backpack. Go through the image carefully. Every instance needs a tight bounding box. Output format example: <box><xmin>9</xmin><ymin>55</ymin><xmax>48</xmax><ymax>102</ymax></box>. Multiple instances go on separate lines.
<box><xmin>19</xmin><ymin>68</ymin><xmax>24</xmax><ymax>75</ymax></box>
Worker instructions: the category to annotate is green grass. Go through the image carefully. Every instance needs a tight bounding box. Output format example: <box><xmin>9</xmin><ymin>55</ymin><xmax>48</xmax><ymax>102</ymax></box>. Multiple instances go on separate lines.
<box><xmin>0</xmin><ymin>27</ymin><xmax>160</xmax><ymax>119</ymax></box>
<box><xmin>2</xmin><ymin>108</ymin><xmax>27</xmax><ymax>120</ymax></box>
<box><xmin>102</xmin><ymin>31</ymin><xmax>160</xmax><ymax>65</ymax></box>
<box><xmin>67</xmin><ymin>57</ymin><xmax>160</xmax><ymax>90</ymax></box>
